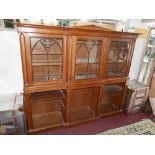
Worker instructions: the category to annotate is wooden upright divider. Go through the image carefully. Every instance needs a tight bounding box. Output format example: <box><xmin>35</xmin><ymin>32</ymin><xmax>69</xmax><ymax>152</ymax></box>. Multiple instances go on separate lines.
<box><xmin>17</xmin><ymin>24</ymin><xmax>139</xmax><ymax>134</ymax></box>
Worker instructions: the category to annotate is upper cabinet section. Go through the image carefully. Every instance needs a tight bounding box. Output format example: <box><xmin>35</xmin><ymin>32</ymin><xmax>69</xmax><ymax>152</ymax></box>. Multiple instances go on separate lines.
<box><xmin>105</xmin><ymin>39</ymin><xmax>132</xmax><ymax>78</ymax></box>
<box><xmin>17</xmin><ymin>24</ymin><xmax>138</xmax><ymax>86</ymax></box>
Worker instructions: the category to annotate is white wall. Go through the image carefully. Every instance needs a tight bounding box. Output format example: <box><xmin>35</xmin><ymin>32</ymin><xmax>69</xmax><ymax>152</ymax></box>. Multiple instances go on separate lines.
<box><xmin>0</xmin><ymin>31</ymin><xmax>23</xmax><ymax>110</ymax></box>
<box><xmin>129</xmin><ymin>38</ymin><xmax>147</xmax><ymax>80</ymax></box>
<box><xmin>0</xmin><ymin>31</ymin><xmax>23</xmax><ymax>95</ymax></box>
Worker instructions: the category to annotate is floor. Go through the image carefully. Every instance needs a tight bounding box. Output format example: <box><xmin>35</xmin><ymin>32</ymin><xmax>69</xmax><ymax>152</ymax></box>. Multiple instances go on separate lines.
<box><xmin>39</xmin><ymin>111</ymin><xmax>154</xmax><ymax>135</ymax></box>
<box><xmin>0</xmin><ymin>110</ymin><xmax>154</xmax><ymax>135</ymax></box>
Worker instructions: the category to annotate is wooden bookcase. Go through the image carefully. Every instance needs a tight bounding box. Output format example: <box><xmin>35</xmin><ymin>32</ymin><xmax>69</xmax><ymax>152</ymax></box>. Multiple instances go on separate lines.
<box><xmin>17</xmin><ymin>24</ymin><xmax>139</xmax><ymax>134</ymax></box>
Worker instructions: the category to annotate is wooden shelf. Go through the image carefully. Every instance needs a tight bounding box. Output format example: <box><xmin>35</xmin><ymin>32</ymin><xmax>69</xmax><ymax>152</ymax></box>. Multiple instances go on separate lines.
<box><xmin>107</xmin><ymin>61</ymin><xmax>126</xmax><ymax>64</ymax></box>
<box><xmin>30</xmin><ymin>90</ymin><xmax>65</xmax><ymax>103</ymax></box>
<box><xmin>75</xmin><ymin>74</ymin><xmax>97</xmax><ymax>80</ymax></box>
<box><xmin>70</xmin><ymin>106</ymin><xmax>95</xmax><ymax>123</ymax></box>
<box><xmin>107</xmin><ymin>71</ymin><xmax>123</xmax><ymax>76</ymax></box>
<box><xmin>104</xmin><ymin>85</ymin><xmax>123</xmax><ymax>92</ymax></box>
<box><xmin>76</xmin><ymin>58</ymin><xmax>99</xmax><ymax>64</ymax></box>
<box><xmin>99</xmin><ymin>102</ymin><xmax>119</xmax><ymax>115</ymax></box>
<box><xmin>32</xmin><ymin>62</ymin><xmax>62</xmax><ymax>66</ymax></box>
<box><xmin>76</xmin><ymin>62</ymin><xmax>99</xmax><ymax>65</ymax></box>
<box><xmin>32</xmin><ymin>111</ymin><xmax>65</xmax><ymax>129</ymax></box>
<box><xmin>110</xmin><ymin>48</ymin><xmax>128</xmax><ymax>50</ymax></box>
<box><xmin>32</xmin><ymin>51</ymin><xmax>62</xmax><ymax>55</ymax></box>
<box><xmin>33</xmin><ymin>76</ymin><xmax>62</xmax><ymax>82</ymax></box>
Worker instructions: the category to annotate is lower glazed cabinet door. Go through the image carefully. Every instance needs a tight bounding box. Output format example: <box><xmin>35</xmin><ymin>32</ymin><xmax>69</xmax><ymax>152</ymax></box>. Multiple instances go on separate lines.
<box><xmin>98</xmin><ymin>83</ymin><xmax>125</xmax><ymax>116</ymax></box>
<box><xmin>25</xmin><ymin>89</ymin><xmax>67</xmax><ymax>131</ymax></box>
<box><xmin>69</xmin><ymin>86</ymin><xmax>100</xmax><ymax>124</ymax></box>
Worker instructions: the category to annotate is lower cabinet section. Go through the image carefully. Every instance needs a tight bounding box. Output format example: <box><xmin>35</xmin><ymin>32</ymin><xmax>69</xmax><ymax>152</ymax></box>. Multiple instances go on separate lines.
<box><xmin>29</xmin><ymin>90</ymin><xmax>66</xmax><ymax>130</ymax></box>
<box><xmin>98</xmin><ymin>83</ymin><xmax>124</xmax><ymax>115</ymax></box>
<box><xmin>70</xmin><ymin>87</ymin><xmax>99</xmax><ymax>123</ymax></box>
<box><xmin>25</xmin><ymin>82</ymin><xmax>126</xmax><ymax>133</ymax></box>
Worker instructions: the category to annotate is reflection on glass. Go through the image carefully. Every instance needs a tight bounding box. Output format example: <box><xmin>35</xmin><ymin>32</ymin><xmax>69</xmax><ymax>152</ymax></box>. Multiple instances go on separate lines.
<box><xmin>138</xmin><ymin>29</ymin><xmax>155</xmax><ymax>86</ymax></box>
<box><xmin>31</xmin><ymin>37</ymin><xmax>63</xmax><ymax>82</ymax></box>
<box><xmin>75</xmin><ymin>40</ymin><xmax>101</xmax><ymax>80</ymax></box>
<box><xmin>106</xmin><ymin>41</ymin><xmax>129</xmax><ymax>77</ymax></box>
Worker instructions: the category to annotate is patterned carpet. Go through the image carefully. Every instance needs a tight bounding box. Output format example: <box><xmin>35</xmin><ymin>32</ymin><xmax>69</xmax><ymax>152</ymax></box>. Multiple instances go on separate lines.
<box><xmin>98</xmin><ymin>119</ymin><xmax>155</xmax><ymax>135</ymax></box>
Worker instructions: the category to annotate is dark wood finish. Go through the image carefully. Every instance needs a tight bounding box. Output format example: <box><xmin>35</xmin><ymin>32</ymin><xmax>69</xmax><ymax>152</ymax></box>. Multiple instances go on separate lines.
<box><xmin>17</xmin><ymin>24</ymin><xmax>138</xmax><ymax>134</ymax></box>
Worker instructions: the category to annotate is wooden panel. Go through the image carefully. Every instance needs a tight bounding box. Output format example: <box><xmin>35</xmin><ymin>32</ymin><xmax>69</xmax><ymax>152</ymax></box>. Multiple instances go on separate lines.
<box><xmin>71</xmin><ymin>87</ymin><xmax>99</xmax><ymax>108</ymax></box>
<box><xmin>16</xmin><ymin>24</ymin><xmax>139</xmax><ymax>39</ymax></box>
<box><xmin>19</xmin><ymin>33</ymin><xmax>28</xmax><ymax>85</ymax></box>
<box><xmin>30</xmin><ymin>90</ymin><xmax>65</xmax><ymax>102</ymax></box>
<box><xmin>33</xmin><ymin>111</ymin><xmax>64</xmax><ymax>129</ymax></box>
<box><xmin>24</xmin><ymin>94</ymin><xmax>33</xmax><ymax>130</ymax></box>
<box><xmin>70</xmin><ymin>106</ymin><xmax>95</xmax><ymax>123</ymax></box>
<box><xmin>31</xmin><ymin>100</ymin><xmax>61</xmax><ymax>115</ymax></box>
<box><xmin>24</xmin><ymin>83</ymin><xmax>66</xmax><ymax>94</ymax></box>
<box><xmin>25</xmin><ymin>34</ymin><xmax>33</xmax><ymax>84</ymax></box>
<box><xmin>70</xmin><ymin>87</ymin><xmax>99</xmax><ymax>123</ymax></box>
<box><xmin>29</xmin><ymin>90</ymin><xmax>66</xmax><ymax>130</ymax></box>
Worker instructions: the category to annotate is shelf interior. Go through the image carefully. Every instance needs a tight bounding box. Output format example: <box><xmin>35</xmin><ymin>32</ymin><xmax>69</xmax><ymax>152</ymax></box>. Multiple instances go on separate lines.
<box><xmin>31</xmin><ymin>37</ymin><xmax>63</xmax><ymax>83</ymax></box>
<box><xmin>33</xmin><ymin>111</ymin><xmax>64</xmax><ymax>129</ymax></box>
<box><xmin>30</xmin><ymin>90</ymin><xmax>66</xmax><ymax>129</ymax></box>
<box><xmin>70</xmin><ymin>106</ymin><xmax>95</xmax><ymax>123</ymax></box>
<box><xmin>99</xmin><ymin>84</ymin><xmax>124</xmax><ymax>115</ymax></box>
<box><xmin>70</xmin><ymin>87</ymin><xmax>99</xmax><ymax>123</ymax></box>
<box><xmin>104</xmin><ymin>84</ymin><xmax>123</xmax><ymax>92</ymax></box>
<box><xmin>30</xmin><ymin>90</ymin><xmax>65</xmax><ymax>102</ymax></box>
<box><xmin>106</xmin><ymin>40</ymin><xmax>129</xmax><ymax>77</ymax></box>
<box><xmin>106</xmin><ymin>62</ymin><xmax>126</xmax><ymax>77</ymax></box>
<box><xmin>75</xmin><ymin>39</ymin><xmax>101</xmax><ymax>80</ymax></box>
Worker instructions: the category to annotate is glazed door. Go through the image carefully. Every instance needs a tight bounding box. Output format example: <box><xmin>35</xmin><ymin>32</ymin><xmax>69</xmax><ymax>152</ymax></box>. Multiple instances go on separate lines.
<box><xmin>71</xmin><ymin>36</ymin><xmax>106</xmax><ymax>81</ymax></box>
<box><xmin>105</xmin><ymin>38</ymin><xmax>132</xmax><ymax>78</ymax></box>
<box><xmin>24</xmin><ymin>33</ymin><xmax>67</xmax><ymax>85</ymax></box>
<box><xmin>98</xmin><ymin>83</ymin><xmax>125</xmax><ymax>116</ymax></box>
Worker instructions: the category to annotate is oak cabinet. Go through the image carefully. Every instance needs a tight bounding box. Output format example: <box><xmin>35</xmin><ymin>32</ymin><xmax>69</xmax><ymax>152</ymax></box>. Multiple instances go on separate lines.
<box><xmin>17</xmin><ymin>24</ymin><xmax>138</xmax><ymax>134</ymax></box>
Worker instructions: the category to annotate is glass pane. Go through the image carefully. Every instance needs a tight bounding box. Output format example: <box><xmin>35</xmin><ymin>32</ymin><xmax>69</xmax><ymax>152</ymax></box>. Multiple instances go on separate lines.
<box><xmin>99</xmin><ymin>84</ymin><xmax>124</xmax><ymax>115</ymax></box>
<box><xmin>138</xmin><ymin>29</ymin><xmax>155</xmax><ymax>85</ymax></box>
<box><xmin>106</xmin><ymin>41</ymin><xmax>129</xmax><ymax>77</ymax></box>
<box><xmin>75</xmin><ymin>40</ymin><xmax>101</xmax><ymax>80</ymax></box>
<box><xmin>31</xmin><ymin>37</ymin><xmax>63</xmax><ymax>82</ymax></box>
<box><xmin>70</xmin><ymin>87</ymin><xmax>99</xmax><ymax>123</ymax></box>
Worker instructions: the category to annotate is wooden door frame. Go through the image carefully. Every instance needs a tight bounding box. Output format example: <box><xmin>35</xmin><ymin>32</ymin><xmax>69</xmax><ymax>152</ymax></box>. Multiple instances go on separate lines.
<box><xmin>24</xmin><ymin>33</ymin><xmax>67</xmax><ymax>86</ymax></box>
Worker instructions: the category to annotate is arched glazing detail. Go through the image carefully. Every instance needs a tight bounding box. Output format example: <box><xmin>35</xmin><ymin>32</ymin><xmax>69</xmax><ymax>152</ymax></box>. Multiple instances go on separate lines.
<box><xmin>106</xmin><ymin>41</ymin><xmax>130</xmax><ymax>77</ymax></box>
<box><xmin>75</xmin><ymin>40</ymin><xmax>101</xmax><ymax>80</ymax></box>
<box><xmin>31</xmin><ymin>37</ymin><xmax>63</xmax><ymax>82</ymax></box>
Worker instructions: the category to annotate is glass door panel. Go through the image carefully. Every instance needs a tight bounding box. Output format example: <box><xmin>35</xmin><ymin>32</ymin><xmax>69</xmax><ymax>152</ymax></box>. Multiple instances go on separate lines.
<box><xmin>138</xmin><ymin>28</ymin><xmax>155</xmax><ymax>86</ymax></box>
<box><xmin>106</xmin><ymin>40</ymin><xmax>130</xmax><ymax>77</ymax></box>
<box><xmin>31</xmin><ymin>37</ymin><xmax>63</xmax><ymax>82</ymax></box>
<box><xmin>74</xmin><ymin>40</ymin><xmax>101</xmax><ymax>80</ymax></box>
<box><xmin>99</xmin><ymin>83</ymin><xmax>124</xmax><ymax>115</ymax></box>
